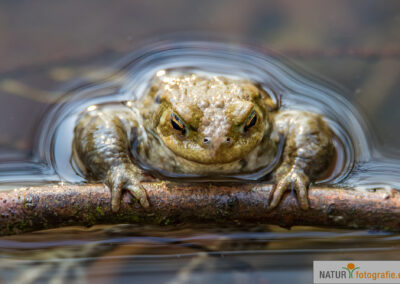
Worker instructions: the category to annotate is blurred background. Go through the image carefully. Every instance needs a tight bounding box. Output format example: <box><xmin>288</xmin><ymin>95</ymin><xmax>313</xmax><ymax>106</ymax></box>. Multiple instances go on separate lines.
<box><xmin>0</xmin><ymin>1</ymin><xmax>399</xmax><ymax>283</ymax></box>
<box><xmin>0</xmin><ymin>0</ymin><xmax>399</xmax><ymax>161</ymax></box>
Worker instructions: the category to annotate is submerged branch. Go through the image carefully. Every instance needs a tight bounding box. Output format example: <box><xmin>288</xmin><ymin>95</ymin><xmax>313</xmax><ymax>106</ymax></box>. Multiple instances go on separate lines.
<box><xmin>0</xmin><ymin>182</ymin><xmax>399</xmax><ymax>235</ymax></box>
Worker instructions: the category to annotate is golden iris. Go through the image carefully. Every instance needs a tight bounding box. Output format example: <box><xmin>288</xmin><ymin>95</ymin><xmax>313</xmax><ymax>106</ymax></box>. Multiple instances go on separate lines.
<box><xmin>170</xmin><ymin>113</ymin><xmax>186</xmax><ymax>135</ymax></box>
<box><xmin>244</xmin><ymin>110</ymin><xmax>257</xmax><ymax>132</ymax></box>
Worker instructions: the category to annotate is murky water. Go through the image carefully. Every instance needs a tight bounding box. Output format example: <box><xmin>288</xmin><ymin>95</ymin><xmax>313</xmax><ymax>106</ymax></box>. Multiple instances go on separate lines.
<box><xmin>2</xmin><ymin>224</ymin><xmax>400</xmax><ymax>283</ymax></box>
<box><xmin>1</xmin><ymin>35</ymin><xmax>400</xmax><ymax>284</ymax></box>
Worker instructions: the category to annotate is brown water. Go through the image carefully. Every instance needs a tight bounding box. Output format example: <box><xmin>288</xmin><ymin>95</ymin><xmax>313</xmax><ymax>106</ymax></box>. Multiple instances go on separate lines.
<box><xmin>1</xmin><ymin>225</ymin><xmax>400</xmax><ymax>283</ymax></box>
<box><xmin>0</xmin><ymin>1</ymin><xmax>399</xmax><ymax>283</ymax></box>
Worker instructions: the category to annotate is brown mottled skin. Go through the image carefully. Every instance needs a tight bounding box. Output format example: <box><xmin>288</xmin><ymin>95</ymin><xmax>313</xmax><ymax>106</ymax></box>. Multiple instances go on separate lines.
<box><xmin>73</xmin><ymin>73</ymin><xmax>334</xmax><ymax>212</ymax></box>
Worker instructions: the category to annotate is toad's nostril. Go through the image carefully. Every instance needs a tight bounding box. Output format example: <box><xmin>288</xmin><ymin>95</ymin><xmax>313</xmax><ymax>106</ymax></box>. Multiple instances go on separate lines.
<box><xmin>203</xmin><ymin>138</ymin><xmax>210</xmax><ymax>144</ymax></box>
<box><xmin>226</xmin><ymin>137</ymin><xmax>231</xmax><ymax>143</ymax></box>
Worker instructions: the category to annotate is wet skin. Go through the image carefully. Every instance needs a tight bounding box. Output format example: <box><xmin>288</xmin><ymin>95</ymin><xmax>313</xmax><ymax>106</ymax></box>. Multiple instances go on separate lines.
<box><xmin>73</xmin><ymin>73</ymin><xmax>334</xmax><ymax>211</ymax></box>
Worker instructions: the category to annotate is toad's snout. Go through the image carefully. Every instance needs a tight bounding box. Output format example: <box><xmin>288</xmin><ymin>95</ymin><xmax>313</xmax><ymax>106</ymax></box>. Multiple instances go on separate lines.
<box><xmin>202</xmin><ymin>136</ymin><xmax>232</xmax><ymax>152</ymax></box>
<box><xmin>203</xmin><ymin>137</ymin><xmax>231</xmax><ymax>144</ymax></box>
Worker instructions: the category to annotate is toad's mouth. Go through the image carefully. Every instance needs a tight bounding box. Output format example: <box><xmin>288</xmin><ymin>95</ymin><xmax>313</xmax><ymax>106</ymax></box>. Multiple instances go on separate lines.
<box><xmin>130</xmin><ymin>133</ymin><xmax>285</xmax><ymax>181</ymax></box>
<box><xmin>162</xmin><ymin>140</ymin><xmax>258</xmax><ymax>165</ymax></box>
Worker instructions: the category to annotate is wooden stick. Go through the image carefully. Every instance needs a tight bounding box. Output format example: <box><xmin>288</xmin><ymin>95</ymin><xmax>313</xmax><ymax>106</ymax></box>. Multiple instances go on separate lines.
<box><xmin>0</xmin><ymin>182</ymin><xmax>399</xmax><ymax>236</ymax></box>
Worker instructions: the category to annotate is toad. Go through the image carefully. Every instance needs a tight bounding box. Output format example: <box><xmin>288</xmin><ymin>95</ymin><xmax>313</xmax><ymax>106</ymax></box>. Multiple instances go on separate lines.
<box><xmin>73</xmin><ymin>72</ymin><xmax>334</xmax><ymax>211</ymax></box>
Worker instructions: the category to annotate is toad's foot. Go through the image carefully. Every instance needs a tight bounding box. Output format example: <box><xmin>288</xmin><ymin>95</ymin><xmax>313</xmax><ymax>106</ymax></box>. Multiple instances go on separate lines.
<box><xmin>106</xmin><ymin>164</ymin><xmax>149</xmax><ymax>212</ymax></box>
<box><xmin>269</xmin><ymin>168</ymin><xmax>310</xmax><ymax>210</ymax></box>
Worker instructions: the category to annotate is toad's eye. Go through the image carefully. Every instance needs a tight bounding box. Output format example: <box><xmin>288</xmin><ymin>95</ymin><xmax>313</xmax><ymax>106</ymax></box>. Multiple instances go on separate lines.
<box><xmin>170</xmin><ymin>113</ymin><xmax>186</xmax><ymax>135</ymax></box>
<box><xmin>244</xmin><ymin>110</ymin><xmax>257</xmax><ymax>132</ymax></box>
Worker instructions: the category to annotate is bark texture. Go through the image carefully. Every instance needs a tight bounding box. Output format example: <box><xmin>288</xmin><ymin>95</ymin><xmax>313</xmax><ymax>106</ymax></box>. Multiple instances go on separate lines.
<box><xmin>0</xmin><ymin>182</ymin><xmax>399</xmax><ymax>236</ymax></box>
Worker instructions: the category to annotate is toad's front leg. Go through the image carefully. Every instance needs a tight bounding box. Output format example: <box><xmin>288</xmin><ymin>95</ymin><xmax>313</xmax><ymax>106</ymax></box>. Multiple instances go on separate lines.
<box><xmin>105</xmin><ymin>163</ymin><xmax>149</xmax><ymax>211</ymax></box>
<box><xmin>73</xmin><ymin>105</ymin><xmax>149</xmax><ymax>212</ymax></box>
<box><xmin>269</xmin><ymin>111</ymin><xmax>334</xmax><ymax>210</ymax></box>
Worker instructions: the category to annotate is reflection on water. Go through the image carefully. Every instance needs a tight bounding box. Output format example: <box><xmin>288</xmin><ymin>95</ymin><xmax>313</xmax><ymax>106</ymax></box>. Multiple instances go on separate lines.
<box><xmin>1</xmin><ymin>224</ymin><xmax>400</xmax><ymax>284</ymax></box>
<box><xmin>1</xmin><ymin>40</ymin><xmax>400</xmax><ymax>283</ymax></box>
